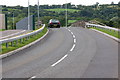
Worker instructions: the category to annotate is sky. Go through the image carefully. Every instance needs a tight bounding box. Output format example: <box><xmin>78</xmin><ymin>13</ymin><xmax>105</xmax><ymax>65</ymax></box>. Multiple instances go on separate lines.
<box><xmin>0</xmin><ymin>0</ymin><xmax>119</xmax><ymax>7</ymax></box>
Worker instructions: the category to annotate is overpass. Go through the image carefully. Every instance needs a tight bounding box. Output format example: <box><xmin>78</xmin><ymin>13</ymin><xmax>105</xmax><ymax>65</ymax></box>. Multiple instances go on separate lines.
<box><xmin>1</xmin><ymin>26</ymin><xmax>119</xmax><ymax>79</ymax></box>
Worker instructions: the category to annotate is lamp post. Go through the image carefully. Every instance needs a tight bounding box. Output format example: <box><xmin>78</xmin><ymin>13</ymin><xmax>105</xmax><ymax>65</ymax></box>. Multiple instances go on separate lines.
<box><xmin>8</xmin><ymin>12</ymin><xmax>14</xmax><ymax>29</ymax></box>
<box><xmin>65</xmin><ymin>0</ymin><xmax>67</xmax><ymax>27</ymax></box>
<box><xmin>28</xmin><ymin>0</ymin><xmax>30</xmax><ymax>30</ymax></box>
<box><xmin>12</xmin><ymin>12</ymin><xmax>14</xmax><ymax>29</ymax></box>
<box><xmin>38</xmin><ymin>0</ymin><xmax>40</xmax><ymax>27</ymax></box>
<box><xmin>0</xmin><ymin>5</ymin><xmax>2</xmax><ymax>14</ymax></box>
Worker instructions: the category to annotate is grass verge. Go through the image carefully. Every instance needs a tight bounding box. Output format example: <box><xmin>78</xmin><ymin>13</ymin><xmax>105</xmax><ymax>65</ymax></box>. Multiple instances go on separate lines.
<box><xmin>0</xmin><ymin>29</ymin><xmax>5</xmax><ymax>31</ymax></box>
<box><xmin>68</xmin><ymin>20</ymin><xmax>77</xmax><ymax>24</ymax></box>
<box><xmin>1</xmin><ymin>27</ymin><xmax>48</xmax><ymax>54</ymax></box>
<box><xmin>89</xmin><ymin>27</ymin><xmax>120</xmax><ymax>39</ymax></box>
<box><xmin>44</xmin><ymin>8</ymin><xmax>79</xmax><ymax>13</ymax></box>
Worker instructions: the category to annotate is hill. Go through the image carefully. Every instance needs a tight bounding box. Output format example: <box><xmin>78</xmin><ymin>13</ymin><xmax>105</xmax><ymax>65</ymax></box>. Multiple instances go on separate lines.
<box><xmin>2</xmin><ymin>2</ymin><xmax>120</xmax><ymax>28</ymax></box>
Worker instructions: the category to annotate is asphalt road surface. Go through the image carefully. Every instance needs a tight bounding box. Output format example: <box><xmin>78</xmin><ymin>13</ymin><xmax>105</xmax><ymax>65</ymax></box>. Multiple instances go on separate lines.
<box><xmin>0</xmin><ymin>30</ymin><xmax>30</xmax><ymax>40</ymax></box>
<box><xmin>2</xmin><ymin>27</ymin><xmax>118</xmax><ymax>78</ymax></box>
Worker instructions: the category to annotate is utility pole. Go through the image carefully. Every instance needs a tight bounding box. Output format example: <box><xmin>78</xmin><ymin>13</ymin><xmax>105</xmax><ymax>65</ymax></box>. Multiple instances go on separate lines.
<box><xmin>0</xmin><ymin>5</ymin><xmax>2</xmax><ymax>14</ymax></box>
<box><xmin>65</xmin><ymin>0</ymin><xmax>67</xmax><ymax>27</ymax></box>
<box><xmin>37</xmin><ymin>0</ymin><xmax>40</xmax><ymax>27</ymax></box>
<box><xmin>12</xmin><ymin>12</ymin><xmax>14</xmax><ymax>29</ymax></box>
<box><xmin>28</xmin><ymin>0</ymin><xmax>30</xmax><ymax>30</ymax></box>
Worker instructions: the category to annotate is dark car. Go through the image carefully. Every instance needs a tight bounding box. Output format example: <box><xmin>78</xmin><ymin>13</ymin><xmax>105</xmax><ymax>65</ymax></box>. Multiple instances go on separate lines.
<box><xmin>48</xmin><ymin>19</ymin><xmax>60</xmax><ymax>28</ymax></box>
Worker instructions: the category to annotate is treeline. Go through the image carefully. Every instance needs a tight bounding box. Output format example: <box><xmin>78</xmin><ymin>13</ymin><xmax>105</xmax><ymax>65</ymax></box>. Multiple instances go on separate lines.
<box><xmin>2</xmin><ymin>2</ymin><xmax>120</xmax><ymax>28</ymax></box>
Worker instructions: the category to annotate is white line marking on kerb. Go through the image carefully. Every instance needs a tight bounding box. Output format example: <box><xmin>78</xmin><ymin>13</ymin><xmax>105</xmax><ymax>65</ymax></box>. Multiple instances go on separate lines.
<box><xmin>51</xmin><ymin>54</ymin><xmax>68</xmax><ymax>67</ymax></box>
<box><xmin>74</xmin><ymin>39</ymin><xmax>76</xmax><ymax>43</ymax></box>
<box><xmin>70</xmin><ymin>44</ymin><xmax>76</xmax><ymax>52</ymax></box>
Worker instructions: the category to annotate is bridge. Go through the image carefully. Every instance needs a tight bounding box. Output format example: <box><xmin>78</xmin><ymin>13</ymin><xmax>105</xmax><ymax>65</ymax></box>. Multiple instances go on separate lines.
<box><xmin>1</xmin><ymin>24</ymin><xmax>119</xmax><ymax>79</ymax></box>
<box><xmin>0</xmin><ymin>2</ymin><xmax>119</xmax><ymax>79</ymax></box>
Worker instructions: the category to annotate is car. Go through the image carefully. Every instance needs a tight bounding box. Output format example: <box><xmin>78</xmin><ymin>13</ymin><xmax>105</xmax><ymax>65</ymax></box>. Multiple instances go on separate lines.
<box><xmin>48</xmin><ymin>19</ymin><xmax>61</xmax><ymax>28</ymax></box>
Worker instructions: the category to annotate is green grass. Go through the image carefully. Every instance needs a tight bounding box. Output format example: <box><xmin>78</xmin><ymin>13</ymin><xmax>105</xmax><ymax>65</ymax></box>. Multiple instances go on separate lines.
<box><xmin>90</xmin><ymin>27</ymin><xmax>120</xmax><ymax>39</ymax></box>
<box><xmin>68</xmin><ymin>20</ymin><xmax>77</xmax><ymax>24</ymax></box>
<box><xmin>0</xmin><ymin>29</ymin><xmax>5</xmax><ymax>31</ymax></box>
<box><xmin>44</xmin><ymin>8</ymin><xmax>79</xmax><ymax>13</ymax></box>
<box><xmin>1</xmin><ymin>27</ymin><xmax>48</xmax><ymax>54</ymax></box>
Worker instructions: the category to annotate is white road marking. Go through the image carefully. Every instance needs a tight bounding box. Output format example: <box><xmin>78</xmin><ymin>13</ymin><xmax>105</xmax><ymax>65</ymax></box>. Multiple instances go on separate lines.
<box><xmin>70</xmin><ymin>44</ymin><xmax>76</xmax><ymax>52</ymax></box>
<box><xmin>73</xmin><ymin>35</ymin><xmax>75</xmax><ymax>38</ymax></box>
<box><xmin>68</xmin><ymin>29</ymin><xmax>71</xmax><ymax>32</ymax></box>
<box><xmin>74</xmin><ymin>39</ymin><xmax>76</xmax><ymax>43</ymax></box>
<box><xmin>31</xmin><ymin>76</ymin><xmax>36</xmax><ymax>78</ymax></box>
<box><xmin>28</xmin><ymin>76</ymin><xmax>36</xmax><ymax>80</ymax></box>
<box><xmin>51</xmin><ymin>54</ymin><xmax>68</xmax><ymax>67</ymax></box>
<box><xmin>66</xmin><ymin>28</ymin><xmax>76</xmax><ymax>52</ymax></box>
<box><xmin>71</xmin><ymin>32</ymin><xmax>73</xmax><ymax>35</ymax></box>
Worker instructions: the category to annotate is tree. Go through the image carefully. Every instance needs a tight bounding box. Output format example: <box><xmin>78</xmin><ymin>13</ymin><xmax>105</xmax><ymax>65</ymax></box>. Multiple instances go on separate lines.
<box><xmin>108</xmin><ymin>21</ymin><xmax>114</xmax><ymax>27</ymax></box>
<box><xmin>94</xmin><ymin>2</ymin><xmax>99</xmax><ymax>10</ymax></box>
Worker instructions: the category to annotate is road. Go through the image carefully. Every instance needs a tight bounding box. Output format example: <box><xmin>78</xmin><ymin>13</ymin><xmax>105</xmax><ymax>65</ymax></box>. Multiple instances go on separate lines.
<box><xmin>0</xmin><ymin>30</ymin><xmax>30</xmax><ymax>40</ymax></box>
<box><xmin>2</xmin><ymin>27</ymin><xmax>118</xmax><ymax>78</ymax></box>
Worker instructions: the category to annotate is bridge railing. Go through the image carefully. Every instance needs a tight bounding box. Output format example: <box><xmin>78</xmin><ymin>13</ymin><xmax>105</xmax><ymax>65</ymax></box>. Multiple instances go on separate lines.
<box><xmin>86</xmin><ymin>23</ymin><xmax>120</xmax><ymax>32</ymax></box>
<box><xmin>0</xmin><ymin>24</ymin><xmax>45</xmax><ymax>48</ymax></box>
<box><xmin>85</xmin><ymin>23</ymin><xmax>120</xmax><ymax>39</ymax></box>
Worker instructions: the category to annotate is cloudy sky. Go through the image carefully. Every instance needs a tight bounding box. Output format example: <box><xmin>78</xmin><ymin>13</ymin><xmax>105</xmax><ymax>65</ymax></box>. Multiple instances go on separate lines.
<box><xmin>0</xmin><ymin>0</ymin><xmax>119</xmax><ymax>7</ymax></box>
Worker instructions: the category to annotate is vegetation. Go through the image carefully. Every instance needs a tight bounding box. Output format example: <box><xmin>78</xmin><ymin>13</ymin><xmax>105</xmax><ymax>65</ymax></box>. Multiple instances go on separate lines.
<box><xmin>90</xmin><ymin>27</ymin><xmax>120</xmax><ymax>39</ymax></box>
<box><xmin>44</xmin><ymin>8</ymin><xmax>79</xmax><ymax>13</ymax></box>
<box><xmin>2</xmin><ymin>2</ymin><xmax>120</xmax><ymax>29</ymax></box>
<box><xmin>0</xmin><ymin>29</ymin><xmax>5</xmax><ymax>31</ymax></box>
<box><xmin>1</xmin><ymin>27</ymin><xmax>48</xmax><ymax>54</ymax></box>
<box><xmin>68</xmin><ymin>20</ymin><xmax>77</xmax><ymax>24</ymax></box>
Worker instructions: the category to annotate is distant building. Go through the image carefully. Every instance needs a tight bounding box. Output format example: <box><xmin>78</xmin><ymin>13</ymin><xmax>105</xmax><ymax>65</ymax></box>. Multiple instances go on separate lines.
<box><xmin>0</xmin><ymin>14</ymin><xmax>7</xmax><ymax>29</ymax></box>
<box><xmin>16</xmin><ymin>15</ymin><xmax>35</xmax><ymax>30</ymax></box>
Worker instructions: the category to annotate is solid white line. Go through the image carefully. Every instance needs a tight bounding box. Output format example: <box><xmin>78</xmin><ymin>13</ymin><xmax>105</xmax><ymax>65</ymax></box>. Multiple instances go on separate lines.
<box><xmin>74</xmin><ymin>39</ymin><xmax>76</xmax><ymax>43</ymax></box>
<box><xmin>0</xmin><ymin>30</ymin><xmax>26</xmax><ymax>39</ymax></box>
<box><xmin>70</xmin><ymin>44</ymin><xmax>76</xmax><ymax>52</ymax></box>
<box><xmin>51</xmin><ymin>54</ymin><xmax>68</xmax><ymax>67</ymax></box>
<box><xmin>73</xmin><ymin>35</ymin><xmax>75</xmax><ymax>38</ymax></box>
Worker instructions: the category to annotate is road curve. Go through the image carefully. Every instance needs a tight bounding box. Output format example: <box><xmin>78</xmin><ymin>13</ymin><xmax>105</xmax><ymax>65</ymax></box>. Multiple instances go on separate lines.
<box><xmin>2</xmin><ymin>27</ymin><xmax>118</xmax><ymax>78</ymax></box>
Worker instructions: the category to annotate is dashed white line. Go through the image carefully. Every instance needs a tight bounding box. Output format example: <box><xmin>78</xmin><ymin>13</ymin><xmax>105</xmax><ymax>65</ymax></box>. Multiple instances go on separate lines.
<box><xmin>71</xmin><ymin>32</ymin><xmax>73</xmax><ymax>35</ymax></box>
<box><xmin>74</xmin><ymin>39</ymin><xmax>76</xmax><ymax>43</ymax></box>
<box><xmin>73</xmin><ymin>35</ymin><xmax>75</xmax><ymax>38</ymax></box>
<box><xmin>70</xmin><ymin>44</ymin><xmax>76</xmax><ymax>52</ymax></box>
<box><xmin>28</xmin><ymin>76</ymin><xmax>36</xmax><ymax>80</ymax></box>
<box><xmin>68</xmin><ymin>29</ymin><xmax>71</xmax><ymax>32</ymax></box>
<box><xmin>31</xmin><ymin>76</ymin><xmax>36</xmax><ymax>78</ymax></box>
<box><xmin>51</xmin><ymin>54</ymin><xmax>68</xmax><ymax>67</ymax></box>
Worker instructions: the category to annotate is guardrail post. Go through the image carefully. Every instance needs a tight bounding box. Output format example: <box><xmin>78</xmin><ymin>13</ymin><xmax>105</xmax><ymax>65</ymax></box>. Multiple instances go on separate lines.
<box><xmin>11</xmin><ymin>41</ymin><xmax>14</xmax><ymax>46</ymax></box>
<box><xmin>28</xmin><ymin>36</ymin><xmax>30</xmax><ymax>40</ymax></box>
<box><xmin>16</xmin><ymin>40</ymin><xmax>18</xmax><ymax>45</ymax></box>
<box><xmin>6</xmin><ymin>43</ymin><xmax>8</xmax><ymax>48</ymax></box>
<box><xmin>20</xmin><ymin>39</ymin><xmax>22</xmax><ymax>43</ymax></box>
<box><xmin>23</xmin><ymin>38</ymin><xmax>25</xmax><ymax>43</ymax></box>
